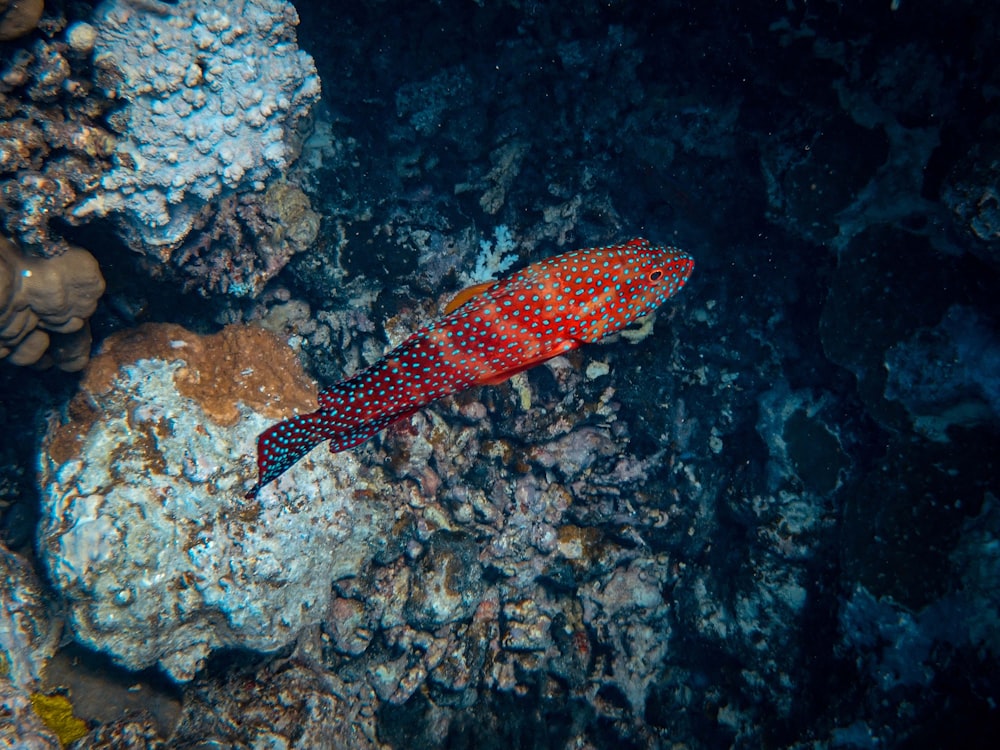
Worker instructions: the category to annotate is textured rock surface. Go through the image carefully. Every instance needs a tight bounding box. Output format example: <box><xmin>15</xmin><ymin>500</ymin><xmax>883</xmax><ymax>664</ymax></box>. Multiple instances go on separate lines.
<box><xmin>37</xmin><ymin>323</ymin><xmax>393</xmax><ymax>682</ymax></box>
<box><xmin>0</xmin><ymin>543</ymin><xmax>62</xmax><ymax>750</ymax></box>
<box><xmin>75</xmin><ymin>0</ymin><xmax>321</xmax><ymax>253</ymax></box>
<box><xmin>0</xmin><ymin>679</ymin><xmax>61</xmax><ymax>750</ymax></box>
<box><xmin>0</xmin><ymin>544</ymin><xmax>59</xmax><ymax>692</ymax></box>
<box><xmin>884</xmin><ymin>305</ymin><xmax>1000</xmax><ymax>440</ymax></box>
<box><xmin>941</xmin><ymin>112</ymin><xmax>1000</xmax><ymax>272</ymax></box>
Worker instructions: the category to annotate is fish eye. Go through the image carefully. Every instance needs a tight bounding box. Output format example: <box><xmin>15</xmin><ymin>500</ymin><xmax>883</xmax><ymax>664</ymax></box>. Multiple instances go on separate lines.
<box><xmin>648</xmin><ymin>269</ymin><xmax>664</xmax><ymax>282</ymax></box>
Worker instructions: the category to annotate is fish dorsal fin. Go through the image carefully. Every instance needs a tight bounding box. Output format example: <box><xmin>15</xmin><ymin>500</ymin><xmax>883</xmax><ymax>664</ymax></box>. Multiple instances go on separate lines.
<box><xmin>444</xmin><ymin>281</ymin><xmax>495</xmax><ymax>314</ymax></box>
<box><xmin>475</xmin><ymin>340</ymin><xmax>582</xmax><ymax>386</ymax></box>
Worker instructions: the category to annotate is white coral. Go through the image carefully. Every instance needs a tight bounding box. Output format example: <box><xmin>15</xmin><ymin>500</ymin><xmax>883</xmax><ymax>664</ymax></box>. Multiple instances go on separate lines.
<box><xmin>77</xmin><ymin>0</ymin><xmax>321</xmax><ymax>252</ymax></box>
<box><xmin>461</xmin><ymin>224</ymin><xmax>519</xmax><ymax>285</ymax></box>
<box><xmin>38</xmin><ymin>356</ymin><xmax>391</xmax><ymax>683</ymax></box>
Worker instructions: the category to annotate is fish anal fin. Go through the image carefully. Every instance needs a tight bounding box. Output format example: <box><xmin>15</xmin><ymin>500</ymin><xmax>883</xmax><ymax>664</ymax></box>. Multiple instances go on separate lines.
<box><xmin>245</xmin><ymin>410</ymin><xmax>327</xmax><ymax>499</ymax></box>
<box><xmin>329</xmin><ymin>404</ymin><xmax>426</xmax><ymax>452</ymax></box>
<box><xmin>476</xmin><ymin>340</ymin><xmax>582</xmax><ymax>386</ymax></box>
<box><xmin>444</xmin><ymin>281</ymin><xmax>496</xmax><ymax>314</ymax></box>
<box><xmin>478</xmin><ymin>366</ymin><xmax>533</xmax><ymax>387</ymax></box>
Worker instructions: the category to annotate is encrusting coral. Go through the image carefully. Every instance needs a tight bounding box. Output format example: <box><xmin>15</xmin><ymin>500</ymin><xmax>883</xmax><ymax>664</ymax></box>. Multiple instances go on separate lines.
<box><xmin>29</xmin><ymin>691</ymin><xmax>89</xmax><ymax>746</ymax></box>
<box><xmin>0</xmin><ymin>233</ymin><xmax>105</xmax><ymax>370</ymax></box>
<box><xmin>65</xmin><ymin>322</ymin><xmax>319</xmax><ymax>431</ymax></box>
<box><xmin>38</xmin><ymin>322</ymin><xmax>394</xmax><ymax>682</ymax></box>
<box><xmin>65</xmin><ymin>0</ymin><xmax>322</xmax><ymax>296</ymax></box>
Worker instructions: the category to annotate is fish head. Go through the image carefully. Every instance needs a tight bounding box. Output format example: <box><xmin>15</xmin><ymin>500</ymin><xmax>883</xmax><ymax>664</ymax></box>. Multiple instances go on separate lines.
<box><xmin>560</xmin><ymin>238</ymin><xmax>695</xmax><ymax>343</ymax></box>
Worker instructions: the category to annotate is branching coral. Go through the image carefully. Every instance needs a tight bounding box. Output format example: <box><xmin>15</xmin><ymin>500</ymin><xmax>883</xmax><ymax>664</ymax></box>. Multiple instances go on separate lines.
<box><xmin>161</xmin><ymin>179</ymin><xmax>320</xmax><ymax>297</ymax></box>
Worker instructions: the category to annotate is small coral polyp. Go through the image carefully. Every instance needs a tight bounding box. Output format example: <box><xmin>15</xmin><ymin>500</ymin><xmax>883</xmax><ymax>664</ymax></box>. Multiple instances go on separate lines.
<box><xmin>37</xmin><ymin>323</ymin><xmax>393</xmax><ymax>682</ymax></box>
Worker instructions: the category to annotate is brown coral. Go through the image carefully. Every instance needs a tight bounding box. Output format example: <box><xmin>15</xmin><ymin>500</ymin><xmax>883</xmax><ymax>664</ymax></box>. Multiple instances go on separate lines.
<box><xmin>0</xmin><ymin>30</ymin><xmax>117</xmax><ymax>256</ymax></box>
<box><xmin>0</xmin><ymin>233</ymin><xmax>104</xmax><ymax>370</ymax></box>
<box><xmin>0</xmin><ymin>0</ymin><xmax>44</xmax><ymax>42</ymax></box>
<box><xmin>47</xmin><ymin>322</ymin><xmax>317</xmax><ymax>465</ymax></box>
<box><xmin>82</xmin><ymin>322</ymin><xmax>317</xmax><ymax>426</ymax></box>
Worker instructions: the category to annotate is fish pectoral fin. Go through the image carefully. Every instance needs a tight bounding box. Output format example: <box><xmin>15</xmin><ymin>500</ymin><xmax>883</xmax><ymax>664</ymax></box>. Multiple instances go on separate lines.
<box><xmin>477</xmin><ymin>367</ymin><xmax>531</xmax><ymax>387</ymax></box>
<box><xmin>444</xmin><ymin>281</ymin><xmax>496</xmax><ymax>314</ymax></box>
<box><xmin>476</xmin><ymin>341</ymin><xmax>582</xmax><ymax>386</ymax></box>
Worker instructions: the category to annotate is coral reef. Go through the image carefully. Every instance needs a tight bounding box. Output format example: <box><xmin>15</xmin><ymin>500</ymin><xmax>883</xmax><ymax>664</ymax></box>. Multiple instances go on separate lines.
<box><xmin>37</xmin><ymin>323</ymin><xmax>393</xmax><ymax>682</ymax></box>
<box><xmin>0</xmin><ymin>0</ymin><xmax>997</xmax><ymax>746</ymax></box>
<box><xmin>0</xmin><ymin>17</ymin><xmax>119</xmax><ymax>257</ymax></box>
<box><xmin>68</xmin><ymin>0</ymin><xmax>321</xmax><ymax>295</ymax></box>
<box><xmin>1</xmin><ymin>0</ymin><xmax>320</xmax><ymax>297</ymax></box>
<box><xmin>0</xmin><ymin>543</ymin><xmax>59</xmax><ymax>692</ymax></box>
<box><xmin>166</xmin><ymin>179</ymin><xmax>320</xmax><ymax>297</ymax></box>
<box><xmin>0</xmin><ymin>234</ymin><xmax>104</xmax><ymax>370</ymax></box>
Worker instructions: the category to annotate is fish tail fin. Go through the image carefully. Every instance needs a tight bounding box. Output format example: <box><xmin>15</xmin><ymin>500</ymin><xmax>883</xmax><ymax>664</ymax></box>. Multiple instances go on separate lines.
<box><xmin>245</xmin><ymin>411</ymin><xmax>328</xmax><ymax>499</ymax></box>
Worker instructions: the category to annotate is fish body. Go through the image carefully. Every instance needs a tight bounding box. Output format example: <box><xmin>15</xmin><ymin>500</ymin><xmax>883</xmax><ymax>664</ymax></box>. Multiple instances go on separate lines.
<box><xmin>246</xmin><ymin>238</ymin><xmax>694</xmax><ymax>498</ymax></box>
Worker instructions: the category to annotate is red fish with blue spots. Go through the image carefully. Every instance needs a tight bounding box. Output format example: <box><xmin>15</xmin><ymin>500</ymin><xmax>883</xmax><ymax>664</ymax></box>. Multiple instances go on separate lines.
<box><xmin>245</xmin><ymin>238</ymin><xmax>694</xmax><ymax>499</ymax></box>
